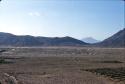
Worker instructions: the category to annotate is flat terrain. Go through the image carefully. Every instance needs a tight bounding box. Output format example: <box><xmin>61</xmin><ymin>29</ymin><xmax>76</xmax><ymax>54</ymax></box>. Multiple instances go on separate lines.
<box><xmin>0</xmin><ymin>47</ymin><xmax>125</xmax><ymax>84</ymax></box>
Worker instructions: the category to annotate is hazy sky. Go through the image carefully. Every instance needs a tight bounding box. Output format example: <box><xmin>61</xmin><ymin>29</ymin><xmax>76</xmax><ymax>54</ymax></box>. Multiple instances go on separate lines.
<box><xmin>0</xmin><ymin>0</ymin><xmax>124</xmax><ymax>40</ymax></box>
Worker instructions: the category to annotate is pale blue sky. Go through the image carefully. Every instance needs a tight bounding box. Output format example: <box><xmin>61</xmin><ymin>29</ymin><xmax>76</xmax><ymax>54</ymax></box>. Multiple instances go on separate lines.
<box><xmin>0</xmin><ymin>0</ymin><xmax>124</xmax><ymax>40</ymax></box>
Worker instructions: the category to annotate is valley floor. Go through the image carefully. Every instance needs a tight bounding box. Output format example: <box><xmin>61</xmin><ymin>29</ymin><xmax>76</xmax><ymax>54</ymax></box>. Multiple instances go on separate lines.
<box><xmin>0</xmin><ymin>47</ymin><xmax>125</xmax><ymax>84</ymax></box>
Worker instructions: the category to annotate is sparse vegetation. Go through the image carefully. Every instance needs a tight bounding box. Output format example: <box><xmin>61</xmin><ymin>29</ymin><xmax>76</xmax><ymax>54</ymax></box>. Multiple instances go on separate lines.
<box><xmin>0</xmin><ymin>59</ymin><xmax>13</xmax><ymax>64</ymax></box>
<box><xmin>95</xmin><ymin>60</ymin><xmax>123</xmax><ymax>63</ymax></box>
<box><xmin>83</xmin><ymin>67</ymin><xmax>125</xmax><ymax>81</ymax></box>
<box><xmin>0</xmin><ymin>58</ymin><xmax>6</xmax><ymax>64</ymax></box>
<box><xmin>0</xmin><ymin>47</ymin><xmax>125</xmax><ymax>84</ymax></box>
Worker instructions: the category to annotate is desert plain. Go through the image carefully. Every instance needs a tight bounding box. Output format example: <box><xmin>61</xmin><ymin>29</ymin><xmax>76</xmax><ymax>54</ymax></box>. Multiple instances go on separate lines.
<box><xmin>0</xmin><ymin>47</ymin><xmax>125</xmax><ymax>84</ymax></box>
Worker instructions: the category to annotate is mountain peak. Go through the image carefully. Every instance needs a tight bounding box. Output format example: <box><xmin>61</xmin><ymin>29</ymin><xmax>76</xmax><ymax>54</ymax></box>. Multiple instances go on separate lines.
<box><xmin>82</xmin><ymin>37</ymin><xmax>100</xmax><ymax>44</ymax></box>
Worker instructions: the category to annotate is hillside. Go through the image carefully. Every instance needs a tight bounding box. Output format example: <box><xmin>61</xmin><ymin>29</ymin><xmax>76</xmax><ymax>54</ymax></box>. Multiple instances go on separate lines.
<box><xmin>96</xmin><ymin>28</ymin><xmax>125</xmax><ymax>47</ymax></box>
<box><xmin>0</xmin><ymin>32</ymin><xmax>88</xmax><ymax>46</ymax></box>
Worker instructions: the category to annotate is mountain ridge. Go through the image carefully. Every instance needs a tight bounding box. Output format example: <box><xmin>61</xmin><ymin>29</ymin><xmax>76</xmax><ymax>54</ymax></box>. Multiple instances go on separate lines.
<box><xmin>0</xmin><ymin>28</ymin><xmax>124</xmax><ymax>47</ymax></box>
<box><xmin>95</xmin><ymin>28</ymin><xmax>125</xmax><ymax>47</ymax></box>
<box><xmin>0</xmin><ymin>32</ymin><xmax>88</xmax><ymax>46</ymax></box>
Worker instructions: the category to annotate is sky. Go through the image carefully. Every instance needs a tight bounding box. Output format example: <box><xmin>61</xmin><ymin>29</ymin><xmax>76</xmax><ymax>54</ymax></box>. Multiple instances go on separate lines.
<box><xmin>0</xmin><ymin>0</ymin><xmax>124</xmax><ymax>40</ymax></box>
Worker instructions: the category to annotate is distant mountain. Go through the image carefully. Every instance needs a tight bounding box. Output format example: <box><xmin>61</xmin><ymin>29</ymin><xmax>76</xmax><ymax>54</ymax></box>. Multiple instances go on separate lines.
<box><xmin>96</xmin><ymin>28</ymin><xmax>125</xmax><ymax>47</ymax></box>
<box><xmin>0</xmin><ymin>32</ymin><xmax>88</xmax><ymax>46</ymax></box>
<box><xmin>82</xmin><ymin>37</ymin><xmax>100</xmax><ymax>44</ymax></box>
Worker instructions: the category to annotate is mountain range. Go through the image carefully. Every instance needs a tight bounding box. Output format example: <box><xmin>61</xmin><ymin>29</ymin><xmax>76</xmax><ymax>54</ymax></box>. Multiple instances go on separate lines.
<box><xmin>0</xmin><ymin>28</ymin><xmax>124</xmax><ymax>47</ymax></box>
<box><xmin>0</xmin><ymin>32</ymin><xmax>88</xmax><ymax>46</ymax></box>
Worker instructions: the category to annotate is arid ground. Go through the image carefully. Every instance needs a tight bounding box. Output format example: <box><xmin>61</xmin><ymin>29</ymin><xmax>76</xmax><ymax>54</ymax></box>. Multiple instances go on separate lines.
<box><xmin>0</xmin><ymin>47</ymin><xmax>125</xmax><ymax>84</ymax></box>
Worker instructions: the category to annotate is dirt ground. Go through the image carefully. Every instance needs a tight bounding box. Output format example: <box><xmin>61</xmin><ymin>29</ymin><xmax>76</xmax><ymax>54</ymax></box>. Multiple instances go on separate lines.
<box><xmin>0</xmin><ymin>47</ymin><xmax>125</xmax><ymax>84</ymax></box>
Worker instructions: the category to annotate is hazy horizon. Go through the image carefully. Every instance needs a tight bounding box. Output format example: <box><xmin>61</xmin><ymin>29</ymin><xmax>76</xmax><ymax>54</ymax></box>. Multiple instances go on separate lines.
<box><xmin>0</xmin><ymin>0</ymin><xmax>124</xmax><ymax>40</ymax></box>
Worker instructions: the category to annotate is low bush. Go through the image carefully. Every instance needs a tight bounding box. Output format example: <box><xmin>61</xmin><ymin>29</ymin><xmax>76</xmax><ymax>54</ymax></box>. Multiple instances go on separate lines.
<box><xmin>83</xmin><ymin>67</ymin><xmax>125</xmax><ymax>81</ymax></box>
